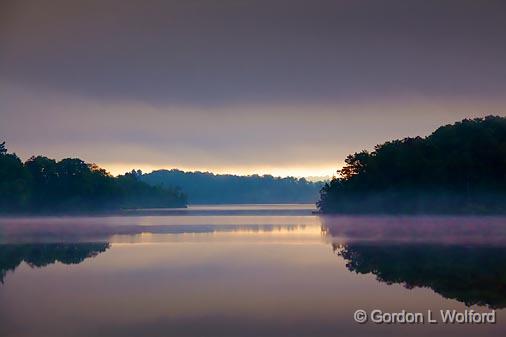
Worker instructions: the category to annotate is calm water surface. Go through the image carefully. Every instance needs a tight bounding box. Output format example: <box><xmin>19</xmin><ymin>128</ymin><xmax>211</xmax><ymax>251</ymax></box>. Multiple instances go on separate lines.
<box><xmin>1</xmin><ymin>204</ymin><xmax>506</xmax><ymax>337</ymax></box>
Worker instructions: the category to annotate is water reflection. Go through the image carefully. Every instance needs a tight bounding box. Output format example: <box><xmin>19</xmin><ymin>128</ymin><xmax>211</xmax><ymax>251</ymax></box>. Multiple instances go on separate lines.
<box><xmin>334</xmin><ymin>242</ymin><xmax>506</xmax><ymax>308</ymax></box>
<box><xmin>0</xmin><ymin>242</ymin><xmax>110</xmax><ymax>283</ymax></box>
<box><xmin>322</xmin><ymin>216</ymin><xmax>506</xmax><ymax>308</ymax></box>
<box><xmin>1</xmin><ymin>210</ymin><xmax>506</xmax><ymax>337</ymax></box>
<box><xmin>0</xmin><ymin>223</ymin><xmax>313</xmax><ymax>282</ymax></box>
<box><xmin>0</xmin><ymin>215</ymin><xmax>318</xmax><ymax>243</ymax></box>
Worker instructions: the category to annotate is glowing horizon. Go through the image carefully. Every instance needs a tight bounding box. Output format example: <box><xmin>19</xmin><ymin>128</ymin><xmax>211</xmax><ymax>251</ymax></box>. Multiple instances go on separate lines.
<box><xmin>99</xmin><ymin>162</ymin><xmax>339</xmax><ymax>179</ymax></box>
<box><xmin>1</xmin><ymin>1</ymin><xmax>505</xmax><ymax>182</ymax></box>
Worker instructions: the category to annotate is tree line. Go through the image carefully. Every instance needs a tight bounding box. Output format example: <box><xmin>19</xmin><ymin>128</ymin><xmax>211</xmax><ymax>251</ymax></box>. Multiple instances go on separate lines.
<box><xmin>318</xmin><ymin>115</ymin><xmax>506</xmax><ymax>213</ymax></box>
<box><xmin>0</xmin><ymin>142</ymin><xmax>187</xmax><ymax>213</ymax></box>
<box><xmin>141</xmin><ymin>169</ymin><xmax>322</xmax><ymax>204</ymax></box>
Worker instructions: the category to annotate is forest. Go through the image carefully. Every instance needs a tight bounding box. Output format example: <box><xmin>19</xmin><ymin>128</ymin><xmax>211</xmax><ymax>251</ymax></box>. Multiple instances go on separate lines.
<box><xmin>141</xmin><ymin>169</ymin><xmax>322</xmax><ymax>204</ymax></box>
<box><xmin>318</xmin><ymin>116</ymin><xmax>506</xmax><ymax>213</ymax></box>
<box><xmin>0</xmin><ymin>143</ymin><xmax>187</xmax><ymax>213</ymax></box>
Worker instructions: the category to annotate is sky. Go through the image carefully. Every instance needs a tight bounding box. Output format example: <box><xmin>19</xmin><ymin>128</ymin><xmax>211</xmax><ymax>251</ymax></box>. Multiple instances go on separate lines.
<box><xmin>1</xmin><ymin>0</ymin><xmax>505</xmax><ymax>177</ymax></box>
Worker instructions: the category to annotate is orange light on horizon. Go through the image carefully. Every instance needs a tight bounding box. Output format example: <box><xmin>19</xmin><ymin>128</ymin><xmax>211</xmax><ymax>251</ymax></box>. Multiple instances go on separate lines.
<box><xmin>98</xmin><ymin>162</ymin><xmax>340</xmax><ymax>179</ymax></box>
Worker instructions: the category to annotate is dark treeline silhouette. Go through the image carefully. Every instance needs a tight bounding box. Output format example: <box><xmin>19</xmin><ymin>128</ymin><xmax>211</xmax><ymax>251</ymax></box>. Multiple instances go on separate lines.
<box><xmin>0</xmin><ymin>242</ymin><xmax>110</xmax><ymax>283</ymax></box>
<box><xmin>335</xmin><ymin>242</ymin><xmax>506</xmax><ymax>308</ymax></box>
<box><xmin>318</xmin><ymin>116</ymin><xmax>506</xmax><ymax>213</ymax></box>
<box><xmin>141</xmin><ymin>169</ymin><xmax>322</xmax><ymax>204</ymax></box>
<box><xmin>0</xmin><ymin>143</ymin><xmax>187</xmax><ymax>213</ymax></box>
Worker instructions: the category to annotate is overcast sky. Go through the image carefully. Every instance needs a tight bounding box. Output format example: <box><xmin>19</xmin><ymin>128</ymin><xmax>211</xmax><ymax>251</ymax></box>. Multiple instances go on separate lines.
<box><xmin>1</xmin><ymin>0</ymin><xmax>505</xmax><ymax>177</ymax></box>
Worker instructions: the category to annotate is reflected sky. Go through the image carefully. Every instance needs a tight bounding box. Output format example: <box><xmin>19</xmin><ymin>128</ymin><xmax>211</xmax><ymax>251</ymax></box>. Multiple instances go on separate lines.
<box><xmin>1</xmin><ymin>206</ymin><xmax>506</xmax><ymax>337</ymax></box>
<box><xmin>0</xmin><ymin>204</ymin><xmax>318</xmax><ymax>243</ymax></box>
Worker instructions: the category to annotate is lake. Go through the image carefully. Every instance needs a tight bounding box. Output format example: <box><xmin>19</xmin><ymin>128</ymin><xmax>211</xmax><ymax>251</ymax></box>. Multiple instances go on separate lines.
<box><xmin>1</xmin><ymin>204</ymin><xmax>506</xmax><ymax>337</ymax></box>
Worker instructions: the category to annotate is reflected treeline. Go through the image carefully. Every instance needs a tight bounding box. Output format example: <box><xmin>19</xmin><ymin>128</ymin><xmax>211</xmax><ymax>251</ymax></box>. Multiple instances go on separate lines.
<box><xmin>333</xmin><ymin>242</ymin><xmax>506</xmax><ymax>308</ymax></box>
<box><xmin>0</xmin><ymin>242</ymin><xmax>110</xmax><ymax>283</ymax></box>
<box><xmin>0</xmin><ymin>219</ymin><xmax>310</xmax><ymax>241</ymax></box>
<box><xmin>322</xmin><ymin>216</ymin><xmax>506</xmax><ymax>308</ymax></box>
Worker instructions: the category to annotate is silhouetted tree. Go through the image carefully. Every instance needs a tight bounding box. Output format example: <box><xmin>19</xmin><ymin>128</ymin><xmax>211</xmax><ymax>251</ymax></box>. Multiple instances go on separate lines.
<box><xmin>0</xmin><ymin>142</ymin><xmax>7</xmax><ymax>155</ymax></box>
<box><xmin>0</xmin><ymin>143</ymin><xmax>187</xmax><ymax>213</ymax></box>
<box><xmin>318</xmin><ymin>116</ymin><xmax>506</xmax><ymax>213</ymax></box>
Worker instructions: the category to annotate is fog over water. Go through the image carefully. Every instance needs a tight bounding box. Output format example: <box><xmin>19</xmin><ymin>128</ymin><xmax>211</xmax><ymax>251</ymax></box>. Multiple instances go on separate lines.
<box><xmin>1</xmin><ymin>205</ymin><xmax>506</xmax><ymax>337</ymax></box>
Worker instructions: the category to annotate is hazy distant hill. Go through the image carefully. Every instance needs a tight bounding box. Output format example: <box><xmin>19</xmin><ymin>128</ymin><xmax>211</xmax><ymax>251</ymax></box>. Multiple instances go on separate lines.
<box><xmin>142</xmin><ymin>170</ymin><xmax>323</xmax><ymax>204</ymax></box>
<box><xmin>318</xmin><ymin>115</ymin><xmax>506</xmax><ymax>214</ymax></box>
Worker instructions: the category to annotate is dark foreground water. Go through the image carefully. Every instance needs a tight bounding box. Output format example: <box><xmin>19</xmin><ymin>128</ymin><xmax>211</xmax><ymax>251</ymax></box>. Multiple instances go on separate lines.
<box><xmin>1</xmin><ymin>204</ymin><xmax>506</xmax><ymax>337</ymax></box>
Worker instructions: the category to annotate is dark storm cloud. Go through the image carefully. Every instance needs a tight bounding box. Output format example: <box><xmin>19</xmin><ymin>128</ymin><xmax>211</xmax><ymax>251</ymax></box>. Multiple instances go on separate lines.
<box><xmin>1</xmin><ymin>0</ymin><xmax>506</xmax><ymax>105</ymax></box>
